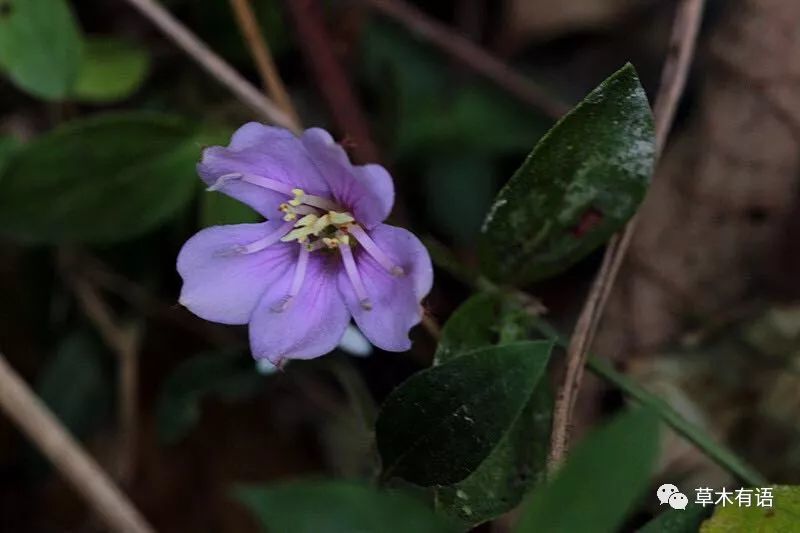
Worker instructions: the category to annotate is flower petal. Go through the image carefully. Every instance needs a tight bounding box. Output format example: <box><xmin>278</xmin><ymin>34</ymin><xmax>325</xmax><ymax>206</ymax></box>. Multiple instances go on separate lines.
<box><xmin>301</xmin><ymin>128</ymin><xmax>394</xmax><ymax>227</ymax></box>
<box><xmin>337</xmin><ymin>224</ymin><xmax>433</xmax><ymax>351</ymax></box>
<box><xmin>198</xmin><ymin>123</ymin><xmax>330</xmax><ymax>218</ymax></box>
<box><xmin>177</xmin><ymin>221</ymin><xmax>296</xmax><ymax>325</ymax></box>
<box><xmin>249</xmin><ymin>252</ymin><xmax>350</xmax><ymax>364</ymax></box>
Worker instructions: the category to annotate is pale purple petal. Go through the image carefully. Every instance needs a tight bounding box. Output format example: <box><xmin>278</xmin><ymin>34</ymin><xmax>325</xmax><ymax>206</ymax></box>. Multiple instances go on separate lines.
<box><xmin>301</xmin><ymin>128</ymin><xmax>394</xmax><ymax>227</ymax></box>
<box><xmin>337</xmin><ymin>224</ymin><xmax>433</xmax><ymax>351</ymax></box>
<box><xmin>249</xmin><ymin>253</ymin><xmax>350</xmax><ymax>364</ymax></box>
<box><xmin>177</xmin><ymin>220</ymin><xmax>296</xmax><ymax>325</ymax></box>
<box><xmin>198</xmin><ymin>123</ymin><xmax>330</xmax><ymax>218</ymax></box>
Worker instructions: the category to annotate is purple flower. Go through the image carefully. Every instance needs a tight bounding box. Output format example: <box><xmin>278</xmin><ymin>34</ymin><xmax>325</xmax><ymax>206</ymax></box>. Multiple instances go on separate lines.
<box><xmin>177</xmin><ymin>124</ymin><xmax>433</xmax><ymax>364</ymax></box>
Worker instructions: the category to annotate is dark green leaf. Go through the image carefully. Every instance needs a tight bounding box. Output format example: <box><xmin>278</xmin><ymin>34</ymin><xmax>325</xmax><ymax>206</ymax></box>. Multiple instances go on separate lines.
<box><xmin>361</xmin><ymin>22</ymin><xmax>548</xmax><ymax>159</ymax></box>
<box><xmin>432</xmin><ymin>293</ymin><xmax>551</xmax><ymax>526</ymax></box>
<box><xmin>434</xmin><ymin>383</ymin><xmax>552</xmax><ymax>527</ymax></box>
<box><xmin>36</xmin><ymin>333</ymin><xmax>111</xmax><ymax>439</ymax></box>
<box><xmin>377</xmin><ymin>341</ymin><xmax>552</xmax><ymax>486</ymax></box>
<box><xmin>639</xmin><ymin>504</ymin><xmax>710</xmax><ymax>533</ymax></box>
<box><xmin>73</xmin><ymin>37</ymin><xmax>150</xmax><ymax>102</ymax></box>
<box><xmin>480</xmin><ymin>64</ymin><xmax>655</xmax><ymax>284</ymax></box>
<box><xmin>514</xmin><ymin>408</ymin><xmax>660</xmax><ymax>533</ymax></box>
<box><xmin>157</xmin><ymin>350</ymin><xmax>263</xmax><ymax>443</ymax></box>
<box><xmin>200</xmin><ymin>188</ymin><xmax>260</xmax><ymax>226</ymax></box>
<box><xmin>435</xmin><ymin>293</ymin><xmax>499</xmax><ymax>364</ymax></box>
<box><xmin>435</xmin><ymin>292</ymin><xmax>541</xmax><ymax>364</ymax></box>
<box><xmin>0</xmin><ymin>112</ymin><xmax>200</xmax><ymax>244</ymax></box>
<box><xmin>234</xmin><ymin>481</ymin><xmax>458</xmax><ymax>533</ymax></box>
<box><xmin>0</xmin><ymin>135</ymin><xmax>20</xmax><ymax>176</ymax></box>
<box><xmin>425</xmin><ymin>155</ymin><xmax>496</xmax><ymax>245</ymax></box>
<box><xmin>699</xmin><ymin>486</ymin><xmax>799</xmax><ymax>532</ymax></box>
<box><xmin>0</xmin><ymin>0</ymin><xmax>83</xmax><ymax>99</ymax></box>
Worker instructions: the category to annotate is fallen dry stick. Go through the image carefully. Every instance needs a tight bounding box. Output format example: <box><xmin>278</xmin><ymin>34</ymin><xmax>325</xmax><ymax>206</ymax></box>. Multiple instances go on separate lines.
<box><xmin>0</xmin><ymin>353</ymin><xmax>154</xmax><ymax>533</ymax></box>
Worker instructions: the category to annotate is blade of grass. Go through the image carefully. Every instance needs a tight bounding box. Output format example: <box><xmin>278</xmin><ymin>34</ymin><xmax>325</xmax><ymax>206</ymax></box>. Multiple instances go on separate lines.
<box><xmin>532</xmin><ymin>320</ymin><xmax>768</xmax><ymax>487</ymax></box>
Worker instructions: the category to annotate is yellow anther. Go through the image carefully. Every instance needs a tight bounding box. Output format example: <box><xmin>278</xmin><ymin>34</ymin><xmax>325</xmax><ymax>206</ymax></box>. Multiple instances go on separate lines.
<box><xmin>329</xmin><ymin>211</ymin><xmax>355</xmax><ymax>225</ymax></box>
<box><xmin>279</xmin><ymin>207</ymin><xmax>358</xmax><ymax>249</ymax></box>
<box><xmin>281</xmin><ymin>226</ymin><xmax>315</xmax><ymax>243</ymax></box>
<box><xmin>295</xmin><ymin>214</ymin><xmax>318</xmax><ymax>227</ymax></box>
<box><xmin>310</xmin><ymin>214</ymin><xmax>332</xmax><ymax>235</ymax></box>
<box><xmin>289</xmin><ymin>188</ymin><xmax>305</xmax><ymax>206</ymax></box>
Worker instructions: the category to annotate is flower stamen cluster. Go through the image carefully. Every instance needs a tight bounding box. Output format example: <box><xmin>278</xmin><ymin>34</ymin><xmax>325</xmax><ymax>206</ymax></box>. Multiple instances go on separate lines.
<box><xmin>177</xmin><ymin>124</ymin><xmax>432</xmax><ymax>364</ymax></box>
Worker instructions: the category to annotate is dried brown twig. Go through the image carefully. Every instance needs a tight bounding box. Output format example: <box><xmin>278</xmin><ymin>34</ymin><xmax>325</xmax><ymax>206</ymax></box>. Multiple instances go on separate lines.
<box><xmin>59</xmin><ymin>248</ymin><xmax>143</xmax><ymax>485</ymax></box>
<box><xmin>0</xmin><ymin>353</ymin><xmax>154</xmax><ymax>533</ymax></box>
<box><xmin>361</xmin><ymin>0</ymin><xmax>569</xmax><ymax>119</ymax></box>
<box><xmin>69</xmin><ymin>276</ymin><xmax>142</xmax><ymax>485</ymax></box>
<box><xmin>548</xmin><ymin>0</ymin><xmax>707</xmax><ymax>472</ymax></box>
<box><xmin>228</xmin><ymin>0</ymin><xmax>302</xmax><ymax>129</ymax></box>
<box><xmin>284</xmin><ymin>0</ymin><xmax>381</xmax><ymax>164</ymax></box>
<box><xmin>122</xmin><ymin>0</ymin><xmax>298</xmax><ymax>131</ymax></box>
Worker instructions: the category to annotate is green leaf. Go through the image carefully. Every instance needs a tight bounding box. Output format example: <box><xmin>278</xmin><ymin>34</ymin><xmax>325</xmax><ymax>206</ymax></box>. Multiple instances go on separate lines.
<box><xmin>639</xmin><ymin>504</ymin><xmax>709</xmax><ymax>533</ymax></box>
<box><xmin>0</xmin><ymin>112</ymin><xmax>200</xmax><ymax>244</ymax></box>
<box><xmin>424</xmin><ymin>155</ymin><xmax>496</xmax><ymax>245</ymax></box>
<box><xmin>700</xmin><ymin>486</ymin><xmax>799</xmax><ymax>532</ymax></box>
<box><xmin>377</xmin><ymin>341</ymin><xmax>552</xmax><ymax>486</ymax></box>
<box><xmin>514</xmin><ymin>408</ymin><xmax>660</xmax><ymax>533</ymax></box>
<box><xmin>435</xmin><ymin>293</ymin><xmax>499</xmax><ymax>363</ymax></box>
<box><xmin>157</xmin><ymin>350</ymin><xmax>263</xmax><ymax>444</ymax></box>
<box><xmin>36</xmin><ymin>333</ymin><xmax>111</xmax><ymax>439</ymax></box>
<box><xmin>73</xmin><ymin>37</ymin><xmax>150</xmax><ymax>102</ymax></box>
<box><xmin>234</xmin><ymin>481</ymin><xmax>458</xmax><ymax>533</ymax></box>
<box><xmin>434</xmin><ymin>383</ymin><xmax>552</xmax><ymax>527</ymax></box>
<box><xmin>361</xmin><ymin>21</ymin><xmax>548</xmax><ymax>159</ymax></box>
<box><xmin>435</xmin><ymin>292</ymin><xmax>540</xmax><ymax>364</ymax></box>
<box><xmin>0</xmin><ymin>135</ymin><xmax>20</xmax><ymax>176</ymax></box>
<box><xmin>200</xmin><ymin>189</ymin><xmax>260</xmax><ymax>226</ymax></box>
<box><xmin>0</xmin><ymin>0</ymin><xmax>83</xmax><ymax>99</ymax></box>
<box><xmin>480</xmin><ymin>64</ymin><xmax>655</xmax><ymax>284</ymax></box>
<box><xmin>432</xmin><ymin>293</ymin><xmax>551</xmax><ymax>526</ymax></box>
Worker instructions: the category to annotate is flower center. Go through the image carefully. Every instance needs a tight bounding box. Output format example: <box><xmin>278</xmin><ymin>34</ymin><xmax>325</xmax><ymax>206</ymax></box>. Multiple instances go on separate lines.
<box><xmin>280</xmin><ymin>204</ymin><xmax>357</xmax><ymax>251</ymax></box>
<box><xmin>210</xmin><ymin>175</ymin><xmax>407</xmax><ymax>311</ymax></box>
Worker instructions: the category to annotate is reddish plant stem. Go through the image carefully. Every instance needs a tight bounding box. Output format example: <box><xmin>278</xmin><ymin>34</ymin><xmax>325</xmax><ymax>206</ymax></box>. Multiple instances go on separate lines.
<box><xmin>283</xmin><ymin>0</ymin><xmax>380</xmax><ymax>164</ymax></box>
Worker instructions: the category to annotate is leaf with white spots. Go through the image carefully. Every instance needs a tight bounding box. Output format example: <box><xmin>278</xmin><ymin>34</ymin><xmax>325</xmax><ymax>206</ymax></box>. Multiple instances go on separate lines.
<box><xmin>480</xmin><ymin>63</ymin><xmax>655</xmax><ymax>284</ymax></box>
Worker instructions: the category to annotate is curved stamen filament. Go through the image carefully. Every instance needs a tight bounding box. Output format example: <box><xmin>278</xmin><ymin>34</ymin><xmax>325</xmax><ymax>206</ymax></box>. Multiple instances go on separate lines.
<box><xmin>208</xmin><ymin>172</ymin><xmax>294</xmax><ymax>195</ymax></box>
<box><xmin>294</xmin><ymin>190</ymin><xmax>342</xmax><ymax>212</ymax></box>
<box><xmin>217</xmin><ymin>222</ymin><xmax>294</xmax><ymax>257</ymax></box>
<box><xmin>340</xmin><ymin>244</ymin><xmax>372</xmax><ymax>310</ymax></box>
<box><xmin>289</xmin><ymin>246</ymin><xmax>310</xmax><ymax>297</ymax></box>
<box><xmin>273</xmin><ymin>246</ymin><xmax>310</xmax><ymax>312</ymax></box>
<box><xmin>349</xmin><ymin>225</ymin><xmax>405</xmax><ymax>276</ymax></box>
<box><xmin>208</xmin><ymin>174</ymin><xmax>342</xmax><ymax>212</ymax></box>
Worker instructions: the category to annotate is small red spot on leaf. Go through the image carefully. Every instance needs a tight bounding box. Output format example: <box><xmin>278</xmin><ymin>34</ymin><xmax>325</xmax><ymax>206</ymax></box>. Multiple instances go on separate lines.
<box><xmin>571</xmin><ymin>208</ymin><xmax>604</xmax><ymax>238</ymax></box>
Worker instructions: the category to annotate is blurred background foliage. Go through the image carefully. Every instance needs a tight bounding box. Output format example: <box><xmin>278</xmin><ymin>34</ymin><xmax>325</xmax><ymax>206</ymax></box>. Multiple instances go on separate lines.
<box><xmin>2</xmin><ymin>0</ymin><xmax>799</xmax><ymax>531</ymax></box>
